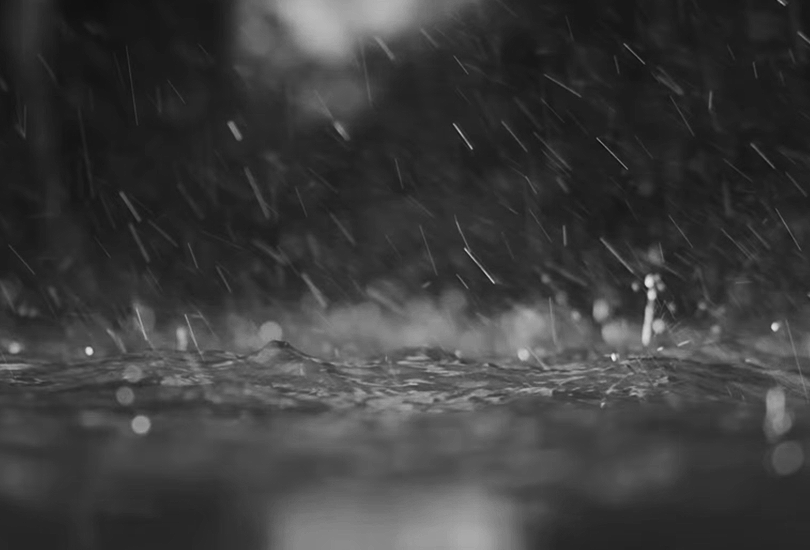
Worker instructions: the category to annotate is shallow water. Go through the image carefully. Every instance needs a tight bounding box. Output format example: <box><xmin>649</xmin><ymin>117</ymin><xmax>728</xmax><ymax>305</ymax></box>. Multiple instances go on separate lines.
<box><xmin>1</xmin><ymin>343</ymin><xmax>809</xmax><ymax>549</ymax></box>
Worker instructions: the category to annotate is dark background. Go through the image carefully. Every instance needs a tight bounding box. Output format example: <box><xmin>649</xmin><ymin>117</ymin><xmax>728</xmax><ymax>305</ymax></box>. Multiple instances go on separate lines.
<box><xmin>0</xmin><ymin>0</ymin><xmax>808</xmax><ymax>338</ymax></box>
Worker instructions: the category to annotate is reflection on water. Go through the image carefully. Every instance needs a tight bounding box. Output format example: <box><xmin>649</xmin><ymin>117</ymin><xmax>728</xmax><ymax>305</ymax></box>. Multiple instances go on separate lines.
<box><xmin>3</xmin><ymin>354</ymin><xmax>810</xmax><ymax>550</ymax></box>
<box><xmin>0</xmin><ymin>402</ymin><xmax>808</xmax><ymax>548</ymax></box>
<box><xmin>270</xmin><ymin>484</ymin><xmax>521</xmax><ymax>550</ymax></box>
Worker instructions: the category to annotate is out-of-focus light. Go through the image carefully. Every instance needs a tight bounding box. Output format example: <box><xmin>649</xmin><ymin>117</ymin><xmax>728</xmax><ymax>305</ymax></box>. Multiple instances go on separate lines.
<box><xmin>123</xmin><ymin>364</ymin><xmax>144</xmax><ymax>383</ymax></box>
<box><xmin>764</xmin><ymin>386</ymin><xmax>793</xmax><ymax>441</ymax></box>
<box><xmin>116</xmin><ymin>386</ymin><xmax>135</xmax><ymax>406</ymax></box>
<box><xmin>592</xmin><ymin>298</ymin><xmax>611</xmax><ymax>324</ymax></box>
<box><xmin>770</xmin><ymin>441</ymin><xmax>804</xmax><ymax>476</ymax></box>
<box><xmin>176</xmin><ymin>326</ymin><xmax>189</xmax><ymax>351</ymax></box>
<box><xmin>84</xmin><ymin>346</ymin><xmax>94</xmax><ymax>357</ymax></box>
<box><xmin>131</xmin><ymin>415</ymin><xmax>151</xmax><ymax>435</ymax></box>
<box><xmin>269</xmin><ymin>485</ymin><xmax>521</xmax><ymax>550</ymax></box>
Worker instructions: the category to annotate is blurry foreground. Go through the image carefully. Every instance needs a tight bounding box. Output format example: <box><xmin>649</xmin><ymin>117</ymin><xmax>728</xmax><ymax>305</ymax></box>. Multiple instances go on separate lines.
<box><xmin>1</xmin><ymin>387</ymin><xmax>809</xmax><ymax>550</ymax></box>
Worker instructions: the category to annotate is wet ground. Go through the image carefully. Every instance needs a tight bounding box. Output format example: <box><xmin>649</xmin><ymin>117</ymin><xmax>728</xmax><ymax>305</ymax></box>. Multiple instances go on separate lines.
<box><xmin>1</xmin><ymin>340</ymin><xmax>809</xmax><ymax>549</ymax></box>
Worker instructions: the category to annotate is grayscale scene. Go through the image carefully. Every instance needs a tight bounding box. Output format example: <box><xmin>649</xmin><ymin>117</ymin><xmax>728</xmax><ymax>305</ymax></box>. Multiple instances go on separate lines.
<box><xmin>0</xmin><ymin>0</ymin><xmax>809</xmax><ymax>548</ymax></box>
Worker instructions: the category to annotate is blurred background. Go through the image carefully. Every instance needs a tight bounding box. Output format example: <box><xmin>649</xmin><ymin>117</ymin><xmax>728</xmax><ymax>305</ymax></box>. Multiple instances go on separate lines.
<box><xmin>0</xmin><ymin>0</ymin><xmax>809</xmax><ymax>358</ymax></box>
